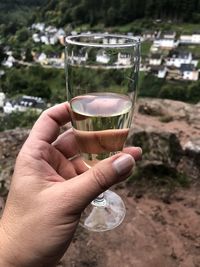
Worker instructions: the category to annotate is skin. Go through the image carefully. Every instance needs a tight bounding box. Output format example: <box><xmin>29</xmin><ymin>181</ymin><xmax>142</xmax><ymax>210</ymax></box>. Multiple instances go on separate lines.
<box><xmin>0</xmin><ymin>102</ymin><xmax>142</xmax><ymax>267</ymax></box>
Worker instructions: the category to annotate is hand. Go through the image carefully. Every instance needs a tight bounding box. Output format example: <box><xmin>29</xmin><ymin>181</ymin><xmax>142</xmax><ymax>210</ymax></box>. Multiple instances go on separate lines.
<box><xmin>0</xmin><ymin>103</ymin><xmax>142</xmax><ymax>267</ymax></box>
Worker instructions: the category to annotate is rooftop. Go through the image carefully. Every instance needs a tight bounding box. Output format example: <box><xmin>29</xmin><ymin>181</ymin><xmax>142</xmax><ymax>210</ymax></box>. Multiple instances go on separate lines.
<box><xmin>150</xmin><ymin>65</ymin><xmax>166</xmax><ymax>71</ymax></box>
<box><xmin>150</xmin><ymin>53</ymin><xmax>162</xmax><ymax>59</ymax></box>
<box><xmin>169</xmin><ymin>50</ymin><xmax>191</xmax><ymax>59</ymax></box>
<box><xmin>180</xmin><ymin>64</ymin><xmax>196</xmax><ymax>72</ymax></box>
<box><xmin>7</xmin><ymin>96</ymin><xmax>46</xmax><ymax>109</ymax></box>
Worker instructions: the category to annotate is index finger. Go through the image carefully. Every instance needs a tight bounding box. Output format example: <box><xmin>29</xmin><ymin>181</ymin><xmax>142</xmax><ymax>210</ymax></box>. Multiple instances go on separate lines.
<box><xmin>29</xmin><ymin>102</ymin><xmax>71</xmax><ymax>144</ymax></box>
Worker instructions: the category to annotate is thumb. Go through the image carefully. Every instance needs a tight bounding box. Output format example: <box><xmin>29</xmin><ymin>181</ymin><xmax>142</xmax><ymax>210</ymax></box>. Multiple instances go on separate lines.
<box><xmin>66</xmin><ymin>153</ymin><xmax>135</xmax><ymax>211</ymax></box>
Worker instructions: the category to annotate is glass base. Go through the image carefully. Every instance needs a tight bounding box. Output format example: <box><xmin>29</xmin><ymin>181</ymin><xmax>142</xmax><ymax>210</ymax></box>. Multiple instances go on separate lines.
<box><xmin>80</xmin><ymin>190</ymin><xmax>126</xmax><ymax>232</ymax></box>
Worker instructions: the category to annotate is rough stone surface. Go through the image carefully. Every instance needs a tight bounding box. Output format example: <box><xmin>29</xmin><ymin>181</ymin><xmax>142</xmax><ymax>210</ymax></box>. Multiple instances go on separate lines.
<box><xmin>0</xmin><ymin>128</ymin><xmax>29</xmax><ymax>197</ymax></box>
<box><xmin>138</xmin><ymin>98</ymin><xmax>200</xmax><ymax>126</ymax></box>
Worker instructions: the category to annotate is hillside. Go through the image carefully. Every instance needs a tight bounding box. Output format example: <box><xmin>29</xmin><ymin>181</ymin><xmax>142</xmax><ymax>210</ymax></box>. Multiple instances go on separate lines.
<box><xmin>0</xmin><ymin>0</ymin><xmax>47</xmax><ymax>25</ymax></box>
<box><xmin>37</xmin><ymin>0</ymin><xmax>200</xmax><ymax>27</ymax></box>
<box><xmin>2</xmin><ymin>0</ymin><xmax>200</xmax><ymax>28</ymax></box>
<box><xmin>0</xmin><ymin>0</ymin><xmax>47</xmax><ymax>9</ymax></box>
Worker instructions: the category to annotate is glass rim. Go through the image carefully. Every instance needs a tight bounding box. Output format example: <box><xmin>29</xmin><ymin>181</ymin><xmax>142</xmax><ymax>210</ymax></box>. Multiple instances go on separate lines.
<box><xmin>65</xmin><ymin>33</ymin><xmax>140</xmax><ymax>48</ymax></box>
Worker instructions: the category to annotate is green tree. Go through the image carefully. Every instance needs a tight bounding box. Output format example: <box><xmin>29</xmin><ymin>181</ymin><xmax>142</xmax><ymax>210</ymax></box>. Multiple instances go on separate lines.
<box><xmin>0</xmin><ymin>111</ymin><xmax>39</xmax><ymax>132</ymax></box>
<box><xmin>2</xmin><ymin>69</ymin><xmax>29</xmax><ymax>95</ymax></box>
<box><xmin>187</xmin><ymin>82</ymin><xmax>200</xmax><ymax>103</ymax></box>
<box><xmin>105</xmin><ymin>7</ymin><xmax>117</xmax><ymax>26</ymax></box>
<box><xmin>28</xmin><ymin>81</ymin><xmax>51</xmax><ymax>99</ymax></box>
<box><xmin>158</xmin><ymin>84</ymin><xmax>188</xmax><ymax>101</ymax></box>
<box><xmin>0</xmin><ymin>45</ymin><xmax>6</xmax><ymax>64</ymax></box>
<box><xmin>25</xmin><ymin>48</ymin><xmax>33</xmax><ymax>62</ymax></box>
<box><xmin>17</xmin><ymin>27</ymin><xmax>30</xmax><ymax>42</ymax></box>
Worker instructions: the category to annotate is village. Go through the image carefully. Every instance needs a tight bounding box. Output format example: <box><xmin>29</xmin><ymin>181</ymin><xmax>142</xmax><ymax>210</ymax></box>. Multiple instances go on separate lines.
<box><xmin>0</xmin><ymin>23</ymin><xmax>200</xmax><ymax>114</ymax></box>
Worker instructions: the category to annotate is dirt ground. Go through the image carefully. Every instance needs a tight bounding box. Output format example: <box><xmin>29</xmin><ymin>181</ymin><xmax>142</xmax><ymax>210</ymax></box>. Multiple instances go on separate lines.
<box><xmin>59</xmin><ymin>184</ymin><xmax>200</xmax><ymax>267</ymax></box>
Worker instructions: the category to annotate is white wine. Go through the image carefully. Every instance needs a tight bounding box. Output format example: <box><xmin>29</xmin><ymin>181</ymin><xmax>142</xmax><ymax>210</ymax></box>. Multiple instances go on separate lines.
<box><xmin>70</xmin><ymin>92</ymin><xmax>133</xmax><ymax>165</ymax></box>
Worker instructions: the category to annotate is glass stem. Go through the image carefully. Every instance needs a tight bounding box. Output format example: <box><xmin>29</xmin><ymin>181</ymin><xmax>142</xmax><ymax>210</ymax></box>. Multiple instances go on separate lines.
<box><xmin>92</xmin><ymin>193</ymin><xmax>107</xmax><ymax>207</ymax></box>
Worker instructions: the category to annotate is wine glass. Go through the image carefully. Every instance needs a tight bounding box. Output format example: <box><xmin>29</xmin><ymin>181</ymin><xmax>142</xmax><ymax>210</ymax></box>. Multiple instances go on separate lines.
<box><xmin>65</xmin><ymin>34</ymin><xmax>140</xmax><ymax>232</ymax></box>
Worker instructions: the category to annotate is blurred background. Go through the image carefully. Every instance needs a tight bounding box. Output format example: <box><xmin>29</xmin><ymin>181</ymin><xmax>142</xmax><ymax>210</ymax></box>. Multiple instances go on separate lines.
<box><xmin>0</xmin><ymin>1</ymin><xmax>200</xmax><ymax>266</ymax></box>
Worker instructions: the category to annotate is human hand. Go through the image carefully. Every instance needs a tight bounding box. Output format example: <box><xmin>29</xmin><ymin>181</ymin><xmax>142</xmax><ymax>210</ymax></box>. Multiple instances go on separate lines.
<box><xmin>0</xmin><ymin>103</ymin><xmax>142</xmax><ymax>267</ymax></box>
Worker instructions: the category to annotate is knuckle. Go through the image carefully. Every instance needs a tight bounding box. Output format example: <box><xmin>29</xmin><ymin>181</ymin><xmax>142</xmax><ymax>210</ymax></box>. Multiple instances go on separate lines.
<box><xmin>40</xmin><ymin>109</ymin><xmax>49</xmax><ymax>119</ymax></box>
<box><xmin>91</xmin><ymin>167</ymin><xmax>108</xmax><ymax>192</ymax></box>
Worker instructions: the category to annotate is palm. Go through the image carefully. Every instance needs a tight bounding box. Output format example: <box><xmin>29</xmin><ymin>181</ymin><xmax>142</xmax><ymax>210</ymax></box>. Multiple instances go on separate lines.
<box><xmin>0</xmin><ymin>103</ymin><xmax>141</xmax><ymax>267</ymax></box>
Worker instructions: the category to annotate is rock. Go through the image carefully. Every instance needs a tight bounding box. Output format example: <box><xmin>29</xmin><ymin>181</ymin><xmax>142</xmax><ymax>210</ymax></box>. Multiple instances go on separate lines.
<box><xmin>127</xmin><ymin>128</ymin><xmax>183</xmax><ymax>167</ymax></box>
<box><xmin>138</xmin><ymin>98</ymin><xmax>200</xmax><ymax>125</ymax></box>
<box><xmin>138</xmin><ymin>100</ymin><xmax>166</xmax><ymax>116</ymax></box>
<box><xmin>127</xmin><ymin>127</ymin><xmax>199</xmax><ymax>181</ymax></box>
<box><xmin>0</xmin><ymin>197</ymin><xmax>5</xmax><ymax>211</ymax></box>
<box><xmin>177</xmin><ymin>138</ymin><xmax>200</xmax><ymax>181</ymax></box>
<box><xmin>184</xmin><ymin>140</ymin><xmax>200</xmax><ymax>153</ymax></box>
<box><xmin>0</xmin><ymin>129</ymin><xmax>29</xmax><ymax>197</ymax></box>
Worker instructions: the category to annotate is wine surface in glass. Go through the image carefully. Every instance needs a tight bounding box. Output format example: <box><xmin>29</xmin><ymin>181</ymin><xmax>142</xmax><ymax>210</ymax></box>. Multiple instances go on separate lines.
<box><xmin>70</xmin><ymin>92</ymin><xmax>133</xmax><ymax>166</ymax></box>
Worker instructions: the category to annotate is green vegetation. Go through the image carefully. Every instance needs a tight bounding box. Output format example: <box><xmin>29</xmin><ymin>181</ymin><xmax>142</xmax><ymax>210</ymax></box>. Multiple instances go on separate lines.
<box><xmin>1</xmin><ymin>66</ymin><xmax>66</xmax><ymax>104</ymax></box>
<box><xmin>0</xmin><ymin>1</ymin><xmax>46</xmax><ymax>41</ymax></box>
<box><xmin>0</xmin><ymin>110</ymin><xmax>39</xmax><ymax>132</ymax></box>
<box><xmin>2</xmin><ymin>0</ymin><xmax>200</xmax><ymax>29</ymax></box>
<box><xmin>139</xmin><ymin>73</ymin><xmax>200</xmax><ymax>103</ymax></box>
<box><xmin>170</xmin><ymin>23</ymin><xmax>200</xmax><ymax>35</ymax></box>
<box><xmin>3</xmin><ymin>66</ymin><xmax>198</xmax><ymax>108</ymax></box>
<box><xmin>36</xmin><ymin>0</ymin><xmax>200</xmax><ymax>27</ymax></box>
<box><xmin>2</xmin><ymin>0</ymin><xmax>197</xmax><ymax>31</ymax></box>
<box><xmin>141</xmin><ymin>41</ymin><xmax>152</xmax><ymax>57</ymax></box>
<box><xmin>127</xmin><ymin>165</ymin><xmax>190</xmax><ymax>193</ymax></box>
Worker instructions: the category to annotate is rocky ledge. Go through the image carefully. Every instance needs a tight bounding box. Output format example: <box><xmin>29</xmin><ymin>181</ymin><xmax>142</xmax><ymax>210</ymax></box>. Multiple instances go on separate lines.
<box><xmin>0</xmin><ymin>99</ymin><xmax>199</xmax><ymax>200</ymax></box>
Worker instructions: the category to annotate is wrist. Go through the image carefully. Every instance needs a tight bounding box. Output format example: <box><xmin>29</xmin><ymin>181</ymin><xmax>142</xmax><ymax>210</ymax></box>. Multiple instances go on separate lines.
<box><xmin>0</xmin><ymin>221</ymin><xmax>56</xmax><ymax>267</ymax></box>
<box><xmin>0</xmin><ymin>222</ymin><xmax>15</xmax><ymax>267</ymax></box>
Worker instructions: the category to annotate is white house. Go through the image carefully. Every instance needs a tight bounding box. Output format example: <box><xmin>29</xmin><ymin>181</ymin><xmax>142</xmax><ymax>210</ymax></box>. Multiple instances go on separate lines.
<box><xmin>179</xmin><ymin>34</ymin><xmax>192</xmax><ymax>44</ymax></box>
<box><xmin>46</xmin><ymin>54</ymin><xmax>64</xmax><ymax>68</ymax></box>
<box><xmin>0</xmin><ymin>92</ymin><xmax>5</xmax><ymax>108</ymax></box>
<box><xmin>150</xmin><ymin>65</ymin><xmax>167</xmax><ymax>79</ymax></box>
<box><xmin>49</xmin><ymin>35</ymin><xmax>58</xmax><ymax>45</ymax></box>
<box><xmin>127</xmin><ymin>32</ymin><xmax>134</xmax><ymax>36</ymax></box>
<box><xmin>166</xmin><ymin>51</ymin><xmax>192</xmax><ymax>68</ymax></box>
<box><xmin>180</xmin><ymin>33</ymin><xmax>200</xmax><ymax>44</ymax></box>
<box><xmin>3</xmin><ymin>101</ymin><xmax>13</xmax><ymax>114</ymax></box>
<box><xmin>32</xmin><ymin>33</ymin><xmax>40</xmax><ymax>43</ymax></box>
<box><xmin>71</xmin><ymin>31</ymin><xmax>78</xmax><ymax>36</ymax></box>
<box><xmin>149</xmin><ymin>54</ymin><xmax>162</xmax><ymax>65</ymax></box>
<box><xmin>142</xmin><ymin>31</ymin><xmax>157</xmax><ymax>40</ymax></box>
<box><xmin>0</xmin><ymin>70</ymin><xmax>5</xmax><ymax>77</ymax></box>
<box><xmin>3</xmin><ymin>96</ymin><xmax>46</xmax><ymax>114</ymax></box>
<box><xmin>151</xmin><ymin>38</ymin><xmax>178</xmax><ymax>52</ymax></box>
<box><xmin>56</xmin><ymin>28</ymin><xmax>65</xmax><ymax>38</ymax></box>
<box><xmin>37</xmin><ymin>53</ymin><xmax>47</xmax><ymax>64</ymax></box>
<box><xmin>117</xmin><ymin>52</ymin><xmax>131</xmax><ymax>65</ymax></box>
<box><xmin>41</xmin><ymin>35</ymin><xmax>49</xmax><ymax>45</ymax></box>
<box><xmin>45</xmin><ymin>26</ymin><xmax>57</xmax><ymax>34</ymax></box>
<box><xmin>69</xmin><ymin>51</ymin><xmax>88</xmax><ymax>64</ymax></box>
<box><xmin>162</xmin><ymin>31</ymin><xmax>176</xmax><ymax>40</ymax></box>
<box><xmin>140</xmin><ymin>63</ymin><xmax>148</xmax><ymax>71</ymax></box>
<box><xmin>192</xmin><ymin>33</ymin><xmax>200</xmax><ymax>44</ymax></box>
<box><xmin>31</xmin><ymin>23</ymin><xmax>45</xmax><ymax>32</ymax></box>
<box><xmin>2</xmin><ymin>55</ymin><xmax>16</xmax><ymax>68</ymax></box>
<box><xmin>103</xmin><ymin>37</ymin><xmax>118</xmax><ymax>45</ymax></box>
<box><xmin>163</xmin><ymin>31</ymin><xmax>176</xmax><ymax>39</ymax></box>
<box><xmin>180</xmin><ymin>64</ymin><xmax>199</xmax><ymax>81</ymax></box>
<box><xmin>96</xmin><ymin>50</ymin><xmax>110</xmax><ymax>64</ymax></box>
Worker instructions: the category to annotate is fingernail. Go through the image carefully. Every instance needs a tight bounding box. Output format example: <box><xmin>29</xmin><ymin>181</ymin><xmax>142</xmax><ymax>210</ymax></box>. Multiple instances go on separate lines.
<box><xmin>135</xmin><ymin>147</ymin><xmax>143</xmax><ymax>161</ymax></box>
<box><xmin>113</xmin><ymin>154</ymin><xmax>135</xmax><ymax>175</ymax></box>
